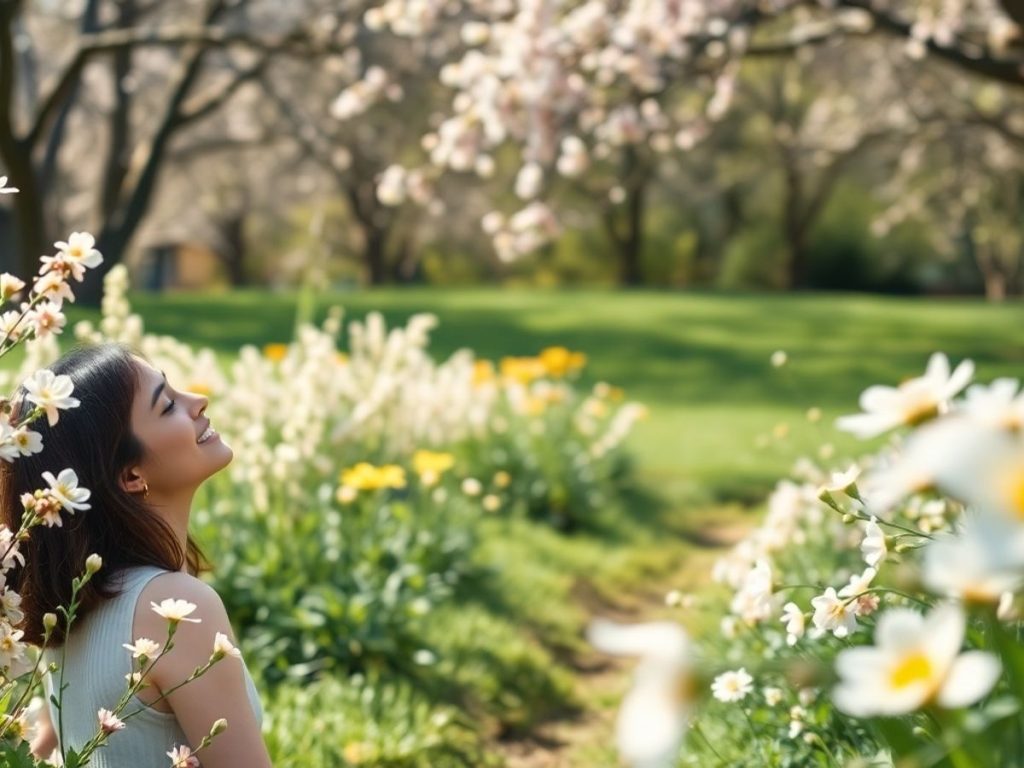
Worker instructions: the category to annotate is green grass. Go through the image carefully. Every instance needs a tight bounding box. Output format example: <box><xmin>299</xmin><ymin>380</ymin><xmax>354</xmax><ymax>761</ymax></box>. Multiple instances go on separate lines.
<box><xmin>69</xmin><ymin>288</ymin><xmax>1020</xmax><ymax>500</ymax></box>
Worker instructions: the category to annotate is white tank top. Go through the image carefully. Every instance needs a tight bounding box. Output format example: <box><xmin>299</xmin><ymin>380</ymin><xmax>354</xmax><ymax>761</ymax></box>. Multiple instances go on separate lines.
<box><xmin>41</xmin><ymin>565</ymin><xmax>263</xmax><ymax>767</ymax></box>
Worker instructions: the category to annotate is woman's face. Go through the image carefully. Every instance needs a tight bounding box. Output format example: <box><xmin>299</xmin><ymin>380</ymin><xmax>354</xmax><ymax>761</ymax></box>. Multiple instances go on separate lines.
<box><xmin>129</xmin><ymin>361</ymin><xmax>232</xmax><ymax>498</ymax></box>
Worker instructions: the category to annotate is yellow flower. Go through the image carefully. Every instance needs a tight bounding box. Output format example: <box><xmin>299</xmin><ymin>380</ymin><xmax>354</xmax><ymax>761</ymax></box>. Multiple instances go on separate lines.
<box><xmin>494</xmin><ymin>470</ymin><xmax>511</xmax><ymax>488</ymax></box>
<box><xmin>412</xmin><ymin>450</ymin><xmax>455</xmax><ymax>486</ymax></box>
<box><xmin>186</xmin><ymin>382</ymin><xmax>212</xmax><ymax>397</ymax></box>
<box><xmin>473</xmin><ymin>359</ymin><xmax>496</xmax><ymax>386</ymax></box>
<box><xmin>263</xmin><ymin>343</ymin><xmax>288</xmax><ymax>362</ymax></box>
<box><xmin>339</xmin><ymin>462</ymin><xmax>407</xmax><ymax>491</ymax></box>
<box><xmin>523</xmin><ymin>396</ymin><xmax>547</xmax><ymax>417</ymax></box>
<box><xmin>540</xmin><ymin>346</ymin><xmax>587</xmax><ymax>378</ymax></box>
<box><xmin>500</xmin><ymin>356</ymin><xmax>546</xmax><ymax>385</ymax></box>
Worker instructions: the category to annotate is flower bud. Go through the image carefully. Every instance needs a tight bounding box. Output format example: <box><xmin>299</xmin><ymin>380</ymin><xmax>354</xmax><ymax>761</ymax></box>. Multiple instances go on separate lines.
<box><xmin>43</xmin><ymin>613</ymin><xmax>57</xmax><ymax>631</ymax></box>
<box><xmin>210</xmin><ymin>718</ymin><xmax>228</xmax><ymax>737</ymax></box>
<box><xmin>85</xmin><ymin>553</ymin><xmax>103</xmax><ymax>575</ymax></box>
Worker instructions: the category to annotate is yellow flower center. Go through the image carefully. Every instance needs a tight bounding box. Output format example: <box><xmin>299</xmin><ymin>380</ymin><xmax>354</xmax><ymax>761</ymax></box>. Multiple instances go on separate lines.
<box><xmin>890</xmin><ymin>651</ymin><xmax>933</xmax><ymax>690</ymax></box>
<box><xmin>1009</xmin><ymin>473</ymin><xmax>1024</xmax><ymax>521</ymax></box>
<box><xmin>903</xmin><ymin>399</ymin><xmax>939</xmax><ymax>427</ymax></box>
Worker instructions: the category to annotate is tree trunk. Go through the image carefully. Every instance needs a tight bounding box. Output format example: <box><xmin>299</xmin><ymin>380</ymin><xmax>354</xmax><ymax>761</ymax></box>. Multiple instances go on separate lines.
<box><xmin>5</xmin><ymin>155</ymin><xmax>48</xmax><ymax>276</ymax></box>
<box><xmin>782</xmin><ymin>162</ymin><xmax>808</xmax><ymax>289</ymax></box>
<box><xmin>364</xmin><ymin>226</ymin><xmax>388</xmax><ymax>285</ymax></box>
<box><xmin>984</xmin><ymin>271</ymin><xmax>1007</xmax><ymax>302</ymax></box>
<box><xmin>617</xmin><ymin>182</ymin><xmax>646</xmax><ymax>286</ymax></box>
<box><xmin>220</xmin><ymin>213</ymin><xmax>248</xmax><ymax>287</ymax></box>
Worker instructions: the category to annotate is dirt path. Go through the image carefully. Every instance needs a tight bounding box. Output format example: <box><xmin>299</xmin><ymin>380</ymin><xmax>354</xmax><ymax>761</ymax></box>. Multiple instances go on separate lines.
<box><xmin>496</xmin><ymin>520</ymin><xmax>750</xmax><ymax>768</ymax></box>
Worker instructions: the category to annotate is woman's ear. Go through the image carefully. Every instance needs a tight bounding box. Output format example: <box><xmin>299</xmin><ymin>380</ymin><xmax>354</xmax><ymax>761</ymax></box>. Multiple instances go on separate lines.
<box><xmin>120</xmin><ymin>468</ymin><xmax>147</xmax><ymax>495</ymax></box>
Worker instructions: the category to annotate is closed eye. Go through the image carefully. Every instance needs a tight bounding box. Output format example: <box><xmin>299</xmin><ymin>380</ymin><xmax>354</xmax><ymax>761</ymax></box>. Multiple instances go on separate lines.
<box><xmin>162</xmin><ymin>399</ymin><xmax>176</xmax><ymax>415</ymax></box>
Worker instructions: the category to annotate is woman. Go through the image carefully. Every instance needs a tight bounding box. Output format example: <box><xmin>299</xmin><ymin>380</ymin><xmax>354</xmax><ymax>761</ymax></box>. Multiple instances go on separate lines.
<box><xmin>0</xmin><ymin>343</ymin><xmax>272</xmax><ymax>767</ymax></box>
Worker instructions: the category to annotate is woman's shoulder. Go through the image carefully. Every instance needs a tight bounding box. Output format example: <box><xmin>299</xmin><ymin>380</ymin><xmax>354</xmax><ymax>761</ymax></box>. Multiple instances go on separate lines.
<box><xmin>136</xmin><ymin>570</ymin><xmax>222</xmax><ymax>613</ymax></box>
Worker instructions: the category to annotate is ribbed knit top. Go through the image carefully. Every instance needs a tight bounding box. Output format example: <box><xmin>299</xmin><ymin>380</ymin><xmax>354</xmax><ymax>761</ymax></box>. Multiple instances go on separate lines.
<box><xmin>41</xmin><ymin>565</ymin><xmax>263</xmax><ymax>767</ymax></box>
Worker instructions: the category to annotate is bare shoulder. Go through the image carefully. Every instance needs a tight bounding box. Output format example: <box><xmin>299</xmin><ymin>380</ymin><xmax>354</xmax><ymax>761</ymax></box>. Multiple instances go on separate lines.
<box><xmin>137</xmin><ymin>570</ymin><xmax>223</xmax><ymax>612</ymax></box>
<box><xmin>135</xmin><ymin>570</ymin><xmax>230</xmax><ymax>634</ymax></box>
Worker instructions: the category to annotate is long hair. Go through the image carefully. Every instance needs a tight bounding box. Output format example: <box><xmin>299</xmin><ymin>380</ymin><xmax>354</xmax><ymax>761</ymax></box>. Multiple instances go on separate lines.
<box><xmin>0</xmin><ymin>343</ymin><xmax>210</xmax><ymax>646</ymax></box>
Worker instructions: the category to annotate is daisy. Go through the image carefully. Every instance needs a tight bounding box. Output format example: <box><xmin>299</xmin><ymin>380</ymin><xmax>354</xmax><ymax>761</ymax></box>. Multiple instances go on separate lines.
<box><xmin>836</xmin><ymin>353</ymin><xmax>973</xmax><ymax>439</ymax></box>
<box><xmin>811</xmin><ymin>587</ymin><xmax>858</xmax><ymax>638</ymax></box>
<box><xmin>833</xmin><ymin>603</ymin><xmax>1000</xmax><ymax>716</ymax></box>
<box><xmin>711</xmin><ymin>668</ymin><xmax>754</xmax><ymax>703</ymax></box>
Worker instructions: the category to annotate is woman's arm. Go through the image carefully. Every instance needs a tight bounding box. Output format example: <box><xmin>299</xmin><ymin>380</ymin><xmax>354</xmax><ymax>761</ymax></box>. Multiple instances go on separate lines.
<box><xmin>136</xmin><ymin>572</ymin><xmax>273</xmax><ymax>768</ymax></box>
<box><xmin>29</xmin><ymin>702</ymin><xmax>57</xmax><ymax>760</ymax></box>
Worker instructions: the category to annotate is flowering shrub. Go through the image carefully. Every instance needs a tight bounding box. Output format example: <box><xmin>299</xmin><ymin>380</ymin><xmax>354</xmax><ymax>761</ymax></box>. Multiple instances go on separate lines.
<box><xmin>595</xmin><ymin>352</ymin><xmax>1024</xmax><ymax>767</ymax></box>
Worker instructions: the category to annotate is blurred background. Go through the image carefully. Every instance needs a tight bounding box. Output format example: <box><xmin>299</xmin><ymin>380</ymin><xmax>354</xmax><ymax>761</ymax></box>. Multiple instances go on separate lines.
<box><xmin>2</xmin><ymin>2</ymin><xmax>1022</xmax><ymax>766</ymax></box>
<box><xmin>2</xmin><ymin>0</ymin><xmax>1023</xmax><ymax>299</ymax></box>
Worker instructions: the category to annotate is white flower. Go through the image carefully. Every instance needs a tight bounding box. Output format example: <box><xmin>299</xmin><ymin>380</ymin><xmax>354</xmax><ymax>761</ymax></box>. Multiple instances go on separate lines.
<box><xmin>0</xmin><ymin>176</ymin><xmax>17</xmax><ymax>194</ymax></box>
<box><xmin>376</xmin><ymin>165</ymin><xmax>407</xmax><ymax>206</ymax></box>
<box><xmin>123</xmin><ymin>637</ymin><xmax>161</xmax><ymax>660</ymax></box>
<box><xmin>212</xmin><ymin>632</ymin><xmax>242</xmax><ymax>660</ymax></box>
<box><xmin>0</xmin><ymin>623</ymin><xmax>27</xmax><ymax>674</ymax></box>
<box><xmin>770</xmin><ymin>350</ymin><xmax>788</xmax><ymax>368</ymax></box>
<box><xmin>53</xmin><ymin>232</ymin><xmax>103</xmax><ymax>277</ymax></box>
<box><xmin>22</xmin><ymin>369</ymin><xmax>80</xmax><ymax>426</ymax></box>
<box><xmin>0</xmin><ymin>274</ymin><xmax>25</xmax><ymax>300</ymax></box>
<box><xmin>711</xmin><ymin>668</ymin><xmax>754</xmax><ymax>703</ymax></box>
<box><xmin>836</xmin><ymin>353</ymin><xmax>974</xmax><ymax>438</ymax></box>
<box><xmin>860</xmin><ymin>417</ymin><xmax>993</xmax><ymax>513</ymax></box>
<box><xmin>730</xmin><ymin>559</ymin><xmax>773</xmax><ymax>623</ymax></box>
<box><xmin>838</xmin><ymin>567</ymin><xmax>877</xmax><ymax>600</ymax></box>
<box><xmin>861</xmin><ymin>517</ymin><xmax>887</xmax><ymax>567</ymax></box>
<box><xmin>167</xmin><ymin>745</ymin><xmax>200</xmax><ymax>768</ymax></box>
<box><xmin>150</xmin><ymin>599</ymin><xmax>201</xmax><ymax>624</ymax></box>
<box><xmin>10</xmin><ymin>426</ymin><xmax>42</xmax><ymax>456</ymax></box>
<box><xmin>461</xmin><ymin>477</ymin><xmax>482</xmax><ymax>496</ymax></box>
<box><xmin>820</xmin><ymin>465</ymin><xmax>861</xmax><ymax>495</ymax></box>
<box><xmin>811</xmin><ymin>587</ymin><xmax>858</xmax><ymax>638</ymax></box>
<box><xmin>514</xmin><ymin>162</ymin><xmax>543</xmax><ymax>200</ymax></box>
<box><xmin>959</xmin><ymin>378</ymin><xmax>1024</xmax><ymax>431</ymax></box>
<box><xmin>32</xmin><ymin>271</ymin><xmax>75</xmax><ymax>305</ymax></box>
<box><xmin>833</xmin><ymin>604</ymin><xmax>1000</xmax><ymax>716</ymax></box>
<box><xmin>763</xmin><ymin>687</ymin><xmax>783</xmax><ymax>706</ymax></box>
<box><xmin>97</xmin><ymin>708</ymin><xmax>125</xmax><ymax>733</ymax></box>
<box><xmin>781</xmin><ymin>602</ymin><xmax>805</xmax><ymax>645</ymax></box>
<box><xmin>921</xmin><ymin>514</ymin><xmax>1024</xmax><ymax>603</ymax></box>
<box><xmin>42</xmin><ymin>469</ymin><xmax>91</xmax><ymax>512</ymax></box>
<box><xmin>588</xmin><ymin>619</ymin><xmax>692</xmax><ymax>768</ymax></box>
<box><xmin>25</xmin><ymin>301</ymin><xmax>66</xmax><ymax>339</ymax></box>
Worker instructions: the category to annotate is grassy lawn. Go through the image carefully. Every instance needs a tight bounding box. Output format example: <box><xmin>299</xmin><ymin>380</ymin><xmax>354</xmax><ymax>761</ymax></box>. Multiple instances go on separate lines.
<box><xmin>87</xmin><ymin>288</ymin><xmax>1018</xmax><ymax>498</ymax></box>
<box><xmin>51</xmin><ymin>288</ymin><xmax>1019</xmax><ymax>764</ymax></box>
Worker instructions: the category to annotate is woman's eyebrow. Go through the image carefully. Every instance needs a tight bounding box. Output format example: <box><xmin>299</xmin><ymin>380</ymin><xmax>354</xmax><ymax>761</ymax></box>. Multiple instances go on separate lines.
<box><xmin>150</xmin><ymin>372</ymin><xmax>168</xmax><ymax>409</ymax></box>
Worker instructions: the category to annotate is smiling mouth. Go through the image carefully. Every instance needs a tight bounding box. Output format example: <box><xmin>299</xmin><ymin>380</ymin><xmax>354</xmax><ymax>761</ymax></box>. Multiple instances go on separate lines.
<box><xmin>197</xmin><ymin>425</ymin><xmax>218</xmax><ymax>444</ymax></box>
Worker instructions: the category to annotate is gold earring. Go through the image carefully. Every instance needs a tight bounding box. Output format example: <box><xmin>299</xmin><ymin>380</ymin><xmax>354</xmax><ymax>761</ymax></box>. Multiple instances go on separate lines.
<box><xmin>142</xmin><ymin>482</ymin><xmax>149</xmax><ymax>500</ymax></box>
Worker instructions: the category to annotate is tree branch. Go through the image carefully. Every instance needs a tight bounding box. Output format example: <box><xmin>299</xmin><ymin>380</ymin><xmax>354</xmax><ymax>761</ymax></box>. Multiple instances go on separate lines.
<box><xmin>835</xmin><ymin>0</ymin><xmax>1024</xmax><ymax>88</ymax></box>
<box><xmin>25</xmin><ymin>23</ymin><xmax>331</xmax><ymax>152</ymax></box>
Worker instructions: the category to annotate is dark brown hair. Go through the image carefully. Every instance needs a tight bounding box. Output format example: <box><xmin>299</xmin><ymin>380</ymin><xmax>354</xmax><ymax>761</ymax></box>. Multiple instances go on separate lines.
<box><xmin>0</xmin><ymin>343</ymin><xmax>210</xmax><ymax>646</ymax></box>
